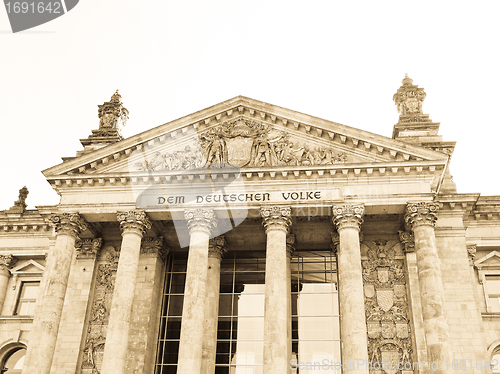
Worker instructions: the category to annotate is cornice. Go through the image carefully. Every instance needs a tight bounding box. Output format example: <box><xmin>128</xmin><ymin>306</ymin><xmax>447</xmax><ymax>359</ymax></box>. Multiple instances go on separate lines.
<box><xmin>42</xmin><ymin>97</ymin><xmax>448</xmax><ymax>179</ymax></box>
<box><xmin>45</xmin><ymin>160</ymin><xmax>445</xmax><ymax>192</ymax></box>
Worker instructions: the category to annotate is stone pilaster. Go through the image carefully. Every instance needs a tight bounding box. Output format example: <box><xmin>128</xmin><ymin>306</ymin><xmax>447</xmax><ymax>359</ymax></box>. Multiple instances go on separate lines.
<box><xmin>0</xmin><ymin>255</ymin><xmax>16</xmax><ymax>313</ymax></box>
<box><xmin>201</xmin><ymin>236</ymin><xmax>227</xmax><ymax>374</ymax></box>
<box><xmin>51</xmin><ymin>237</ymin><xmax>103</xmax><ymax>374</ymax></box>
<box><xmin>261</xmin><ymin>206</ymin><xmax>292</xmax><ymax>374</ymax></box>
<box><xmin>332</xmin><ymin>204</ymin><xmax>369</xmax><ymax>374</ymax></box>
<box><xmin>23</xmin><ymin>213</ymin><xmax>87</xmax><ymax>374</ymax></box>
<box><xmin>405</xmin><ymin>202</ymin><xmax>452</xmax><ymax>372</ymax></box>
<box><xmin>177</xmin><ymin>209</ymin><xmax>218</xmax><ymax>374</ymax></box>
<box><xmin>101</xmin><ymin>211</ymin><xmax>151</xmax><ymax>374</ymax></box>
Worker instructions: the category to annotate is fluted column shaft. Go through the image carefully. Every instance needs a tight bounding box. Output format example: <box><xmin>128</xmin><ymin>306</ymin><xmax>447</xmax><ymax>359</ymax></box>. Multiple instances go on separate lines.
<box><xmin>332</xmin><ymin>205</ymin><xmax>368</xmax><ymax>374</ymax></box>
<box><xmin>261</xmin><ymin>206</ymin><xmax>292</xmax><ymax>374</ymax></box>
<box><xmin>0</xmin><ymin>255</ymin><xmax>15</xmax><ymax>313</ymax></box>
<box><xmin>178</xmin><ymin>209</ymin><xmax>218</xmax><ymax>374</ymax></box>
<box><xmin>405</xmin><ymin>202</ymin><xmax>452</xmax><ymax>371</ymax></box>
<box><xmin>101</xmin><ymin>210</ymin><xmax>152</xmax><ymax>374</ymax></box>
<box><xmin>23</xmin><ymin>213</ymin><xmax>87</xmax><ymax>374</ymax></box>
<box><xmin>201</xmin><ymin>236</ymin><xmax>227</xmax><ymax>374</ymax></box>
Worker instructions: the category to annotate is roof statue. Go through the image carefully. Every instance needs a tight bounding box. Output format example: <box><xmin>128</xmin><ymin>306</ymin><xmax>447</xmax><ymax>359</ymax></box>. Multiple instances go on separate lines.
<box><xmin>393</xmin><ymin>74</ymin><xmax>428</xmax><ymax>123</ymax></box>
<box><xmin>80</xmin><ymin>90</ymin><xmax>129</xmax><ymax>149</ymax></box>
<box><xmin>8</xmin><ymin>186</ymin><xmax>29</xmax><ymax>213</ymax></box>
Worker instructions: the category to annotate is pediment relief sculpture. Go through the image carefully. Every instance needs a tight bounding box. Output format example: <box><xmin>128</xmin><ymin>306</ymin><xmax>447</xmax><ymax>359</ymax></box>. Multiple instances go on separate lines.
<box><xmin>133</xmin><ymin>119</ymin><xmax>348</xmax><ymax>172</ymax></box>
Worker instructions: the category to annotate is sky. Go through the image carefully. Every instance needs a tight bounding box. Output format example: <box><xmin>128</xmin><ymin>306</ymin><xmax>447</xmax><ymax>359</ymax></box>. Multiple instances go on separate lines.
<box><xmin>1</xmin><ymin>1</ymin><xmax>499</xmax><ymax>210</ymax></box>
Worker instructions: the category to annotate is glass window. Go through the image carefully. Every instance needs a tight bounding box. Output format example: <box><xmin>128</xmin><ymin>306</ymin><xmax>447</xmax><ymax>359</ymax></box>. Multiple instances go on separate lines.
<box><xmin>15</xmin><ymin>282</ymin><xmax>40</xmax><ymax>316</ymax></box>
<box><xmin>486</xmin><ymin>275</ymin><xmax>500</xmax><ymax>313</ymax></box>
<box><xmin>1</xmin><ymin>347</ymin><xmax>26</xmax><ymax>374</ymax></box>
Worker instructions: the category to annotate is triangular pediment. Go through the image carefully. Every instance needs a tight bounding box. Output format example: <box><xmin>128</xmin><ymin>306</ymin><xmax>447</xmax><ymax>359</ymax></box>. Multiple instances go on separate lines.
<box><xmin>43</xmin><ymin>96</ymin><xmax>448</xmax><ymax>180</ymax></box>
<box><xmin>10</xmin><ymin>259</ymin><xmax>45</xmax><ymax>275</ymax></box>
<box><xmin>475</xmin><ymin>251</ymin><xmax>500</xmax><ymax>269</ymax></box>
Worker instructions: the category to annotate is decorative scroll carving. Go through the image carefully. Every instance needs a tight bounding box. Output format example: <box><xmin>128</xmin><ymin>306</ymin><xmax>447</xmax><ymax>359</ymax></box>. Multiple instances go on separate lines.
<box><xmin>134</xmin><ymin>118</ymin><xmax>348</xmax><ymax>171</ymax></box>
<box><xmin>362</xmin><ymin>240</ymin><xmax>413</xmax><ymax>372</ymax></box>
<box><xmin>405</xmin><ymin>202</ymin><xmax>439</xmax><ymax>229</ymax></box>
<box><xmin>0</xmin><ymin>255</ymin><xmax>16</xmax><ymax>270</ymax></box>
<box><xmin>467</xmin><ymin>245</ymin><xmax>477</xmax><ymax>265</ymax></box>
<box><xmin>286</xmin><ymin>234</ymin><xmax>296</xmax><ymax>257</ymax></box>
<box><xmin>141</xmin><ymin>237</ymin><xmax>168</xmax><ymax>261</ymax></box>
<box><xmin>116</xmin><ymin>210</ymin><xmax>151</xmax><ymax>237</ymax></box>
<box><xmin>208</xmin><ymin>236</ymin><xmax>227</xmax><ymax>260</ymax></box>
<box><xmin>332</xmin><ymin>204</ymin><xmax>364</xmax><ymax>231</ymax></box>
<box><xmin>81</xmin><ymin>246</ymin><xmax>120</xmax><ymax>373</ymax></box>
<box><xmin>184</xmin><ymin>208</ymin><xmax>218</xmax><ymax>235</ymax></box>
<box><xmin>398</xmin><ymin>231</ymin><xmax>415</xmax><ymax>253</ymax></box>
<box><xmin>75</xmin><ymin>238</ymin><xmax>103</xmax><ymax>259</ymax></box>
<box><xmin>260</xmin><ymin>206</ymin><xmax>292</xmax><ymax>234</ymax></box>
<box><xmin>48</xmin><ymin>213</ymin><xmax>88</xmax><ymax>239</ymax></box>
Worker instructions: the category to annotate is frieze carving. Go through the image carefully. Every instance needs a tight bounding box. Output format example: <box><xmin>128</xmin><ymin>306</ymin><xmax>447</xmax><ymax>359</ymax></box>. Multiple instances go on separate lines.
<box><xmin>184</xmin><ymin>208</ymin><xmax>218</xmax><ymax>236</ymax></box>
<box><xmin>81</xmin><ymin>246</ymin><xmax>119</xmax><ymax>373</ymax></box>
<box><xmin>261</xmin><ymin>206</ymin><xmax>292</xmax><ymax>234</ymax></box>
<box><xmin>134</xmin><ymin>118</ymin><xmax>348</xmax><ymax>171</ymax></box>
<box><xmin>48</xmin><ymin>213</ymin><xmax>88</xmax><ymax>239</ymax></box>
<box><xmin>75</xmin><ymin>238</ymin><xmax>103</xmax><ymax>259</ymax></box>
<box><xmin>362</xmin><ymin>240</ymin><xmax>413</xmax><ymax>372</ymax></box>
<box><xmin>116</xmin><ymin>210</ymin><xmax>151</xmax><ymax>237</ymax></box>
<box><xmin>141</xmin><ymin>237</ymin><xmax>168</xmax><ymax>261</ymax></box>
<box><xmin>398</xmin><ymin>231</ymin><xmax>415</xmax><ymax>253</ymax></box>
<box><xmin>0</xmin><ymin>255</ymin><xmax>16</xmax><ymax>270</ymax></box>
<box><xmin>332</xmin><ymin>204</ymin><xmax>364</xmax><ymax>232</ymax></box>
<box><xmin>208</xmin><ymin>236</ymin><xmax>227</xmax><ymax>260</ymax></box>
<box><xmin>405</xmin><ymin>202</ymin><xmax>439</xmax><ymax>229</ymax></box>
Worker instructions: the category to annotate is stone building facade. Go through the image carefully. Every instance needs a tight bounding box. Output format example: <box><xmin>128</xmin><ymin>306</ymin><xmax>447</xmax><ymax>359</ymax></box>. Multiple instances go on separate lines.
<box><xmin>0</xmin><ymin>77</ymin><xmax>499</xmax><ymax>374</ymax></box>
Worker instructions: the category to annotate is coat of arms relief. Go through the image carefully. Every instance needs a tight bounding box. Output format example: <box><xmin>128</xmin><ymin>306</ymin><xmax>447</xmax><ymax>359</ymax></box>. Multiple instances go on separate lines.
<box><xmin>362</xmin><ymin>240</ymin><xmax>413</xmax><ymax>374</ymax></box>
<box><xmin>134</xmin><ymin>118</ymin><xmax>347</xmax><ymax>172</ymax></box>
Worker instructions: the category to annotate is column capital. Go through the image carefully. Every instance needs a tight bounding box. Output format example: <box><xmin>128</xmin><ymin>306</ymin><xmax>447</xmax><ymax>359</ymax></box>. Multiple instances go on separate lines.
<box><xmin>117</xmin><ymin>210</ymin><xmax>152</xmax><ymax>237</ymax></box>
<box><xmin>0</xmin><ymin>254</ymin><xmax>16</xmax><ymax>270</ymax></box>
<box><xmin>208</xmin><ymin>236</ymin><xmax>227</xmax><ymax>260</ymax></box>
<box><xmin>404</xmin><ymin>202</ymin><xmax>439</xmax><ymax>229</ymax></box>
<box><xmin>48</xmin><ymin>213</ymin><xmax>88</xmax><ymax>238</ymax></box>
<box><xmin>184</xmin><ymin>208</ymin><xmax>218</xmax><ymax>235</ymax></box>
<box><xmin>331</xmin><ymin>204</ymin><xmax>364</xmax><ymax>232</ymax></box>
<box><xmin>260</xmin><ymin>205</ymin><xmax>292</xmax><ymax>234</ymax></box>
<box><xmin>141</xmin><ymin>236</ymin><xmax>169</xmax><ymax>261</ymax></box>
<box><xmin>286</xmin><ymin>234</ymin><xmax>296</xmax><ymax>258</ymax></box>
<box><xmin>75</xmin><ymin>238</ymin><xmax>103</xmax><ymax>259</ymax></box>
<box><xmin>398</xmin><ymin>231</ymin><xmax>415</xmax><ymax>253</ymax></box>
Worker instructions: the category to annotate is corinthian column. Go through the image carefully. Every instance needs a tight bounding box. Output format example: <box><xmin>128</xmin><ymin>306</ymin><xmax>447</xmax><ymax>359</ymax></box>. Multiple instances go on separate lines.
<box><xmin>23</xmin><ymin>213</ymin><xmax>87</xmax><ymax>374</ymax></box>
<box><xmin>101</xmin><ymin>210</ymin><xmax>152</xmax><ymax>374</ymax></box>
<box><xmin>405</xmin><ymin>202</ymin><xmax>452</xmax><ymax>370</ymax></box>
<box><xmin>201</xmin><ymin>236</ymin><xmax>227</xmax><ymax>374</ymax></box>
<box><xmin>331</xmin><ymin>204</ymin><xmax>368</xmax><ymax>374</ymax></box>
<box><xmin>0</xmin><ymin>255</ymin><xmax>16</xmax><ymax>313</ymax></box>
<box><xmin>261</xmin><ymin>205</ymin><xmax>292</xmax><ymax>374</ymax></box>
<box><xmin>177</xmin><ymin>209</ymin><xmax>218</xmax><ymax>374</ymax></box>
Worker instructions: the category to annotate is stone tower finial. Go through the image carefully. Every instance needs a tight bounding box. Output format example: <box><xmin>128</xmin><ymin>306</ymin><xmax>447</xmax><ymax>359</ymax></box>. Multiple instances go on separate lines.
<box><xmin>393</xmin><ymin>75</ymin><xmax>426</xmax><ymax>119</ymax></box>
<box><xmin>80</xmin><ymin>90</ymin><xmax>129</xmax><ymax>148</ymax></box>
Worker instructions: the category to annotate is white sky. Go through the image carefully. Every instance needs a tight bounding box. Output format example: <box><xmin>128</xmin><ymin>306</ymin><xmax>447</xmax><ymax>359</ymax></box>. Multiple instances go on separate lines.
<box><xmin>1</xmin><ymin>1</ymin><xmax>499</xmax><ymax>210</ymax></box>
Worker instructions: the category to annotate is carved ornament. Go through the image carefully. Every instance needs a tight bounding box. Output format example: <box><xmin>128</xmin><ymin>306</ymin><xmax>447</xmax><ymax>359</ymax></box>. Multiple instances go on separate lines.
<box><xmin>47</xmin><ymin>213</ymin><xmax>88</xmax><ymax>238</ymax></box>
<box><xmin>141</xmin><ymin>237</ymin><xmax>168</xmax><ymax>261</ymax></box>
<box><xmin>8</xmin><ymin>186</ymin><xmax>29</xmax><ymax>213</ymax></box>
<box><xmin>330</xmin><ymin>232</ymin><xmax>340</xmax><ymax>254</ymax></box>
<box><xmin>393</xmin><ymin>74</ymin><xmax>427</xmax><ymax>119</ymax></box>
<box><xmin>75</xmin><ymin>238</ymin><xmax>103</xmax><ymax>259</ymax></box>
<box><xmin>286</xmin><ymin>234</ymin><xmax>296</xmax><ymax>257</ymax></box>
<box><xmin>208</xmin><ymin>236</ymin><xmax>227</xmax><ymax>260</ymax></box>
<box><xmin>405</xmin><ymin>202</ymin><xmax>439</xmax><ymax>229</ymax></box>
<box><xmin>398</xmin><ymin>231</ymin><xmax>415</xmax><ymax>253</ymax></box>
<box><xmin>331</xmin><ymin>204</ymin><xmax>364</xmax><ymax>232</ymax></box>
<box><xmin>467</xmin><ymin>245</ymin><xmax>477</xmax><ymax>265</ymax></box>
<box><xmin>362</xmin><ymin>240</ymin><xmax>413</xmax><ymax>370</ymax></box>
<box><xmin>134</xmin><ymin>118</ymin><xmax>348</xmax><ymax>171</ymax></box>
<box><xmin>97</xmin><ymin>90</ymin><xmax>129</xmax><ymax>136</ymax></box>
<box><xmin>184</xmin><ymin>208</ymin><xmax>218</xmax><ymax>235</ymax></box>
<box><xmin>260</xmin><ymin>206</ymin><xmax>292</xmax><ymax>234</ymax></box>
<box><xmin>116</xmin><ymin>210</ymin><xmax>151</xmax><ymax>237</ymax></box>
<box><xmin>0</xmin><ymin>255</ymin><xmax>16</xmax><ymax>270</ymax></box>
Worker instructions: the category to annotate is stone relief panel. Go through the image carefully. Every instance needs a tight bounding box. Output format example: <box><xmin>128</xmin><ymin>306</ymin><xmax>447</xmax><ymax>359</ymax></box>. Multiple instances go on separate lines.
<box><xmin>134</xmin><ymin>118</ymin><xmax>348</xmax><ymax>171</ymax></box>
<box><xmin>81</xmin><ymin>245</ymin><xmax>120</xmax><ymax>374</ymax></box>
<box><xmin>362</xmin><ymin>240</ymin><xmax>414</xmax><ymax>373</ymax></box>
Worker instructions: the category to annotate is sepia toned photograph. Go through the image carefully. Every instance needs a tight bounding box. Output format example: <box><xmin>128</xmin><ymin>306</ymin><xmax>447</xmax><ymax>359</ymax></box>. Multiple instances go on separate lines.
<box><xmin>1</xmin><ymin>1</ymin><xmax>500</xmax><ymax>373</ymax></box>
